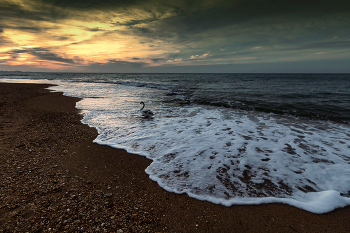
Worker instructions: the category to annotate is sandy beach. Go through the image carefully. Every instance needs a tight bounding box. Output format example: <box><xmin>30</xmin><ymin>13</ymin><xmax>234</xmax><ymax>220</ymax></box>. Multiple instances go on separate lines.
<box><xmin>0</xmin><ymin>82</ymin><xmax>349</xmax><ymax>232</ymax></box>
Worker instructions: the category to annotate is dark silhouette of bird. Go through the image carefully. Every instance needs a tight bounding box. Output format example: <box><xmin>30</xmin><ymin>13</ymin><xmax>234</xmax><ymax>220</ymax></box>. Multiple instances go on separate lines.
<box><xmin>140</xmin><ymin>101</ymin><xmax>154</xmax><ymax>117</ymax></box>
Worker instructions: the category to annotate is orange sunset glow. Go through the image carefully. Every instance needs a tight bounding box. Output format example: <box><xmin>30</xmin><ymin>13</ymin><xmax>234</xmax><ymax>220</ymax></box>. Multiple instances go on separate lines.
<box><xmin>1</xmin><ymin>0</ymin><xmax>350</xmax><ymax>72</ymax></box>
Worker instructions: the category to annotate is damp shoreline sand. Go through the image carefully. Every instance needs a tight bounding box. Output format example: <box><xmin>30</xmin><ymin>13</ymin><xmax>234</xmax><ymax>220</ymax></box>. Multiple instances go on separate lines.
<box><xmin>0</xmin><ymin>82</ymin><xmax>349</xmax><ymax>232</ymax></box>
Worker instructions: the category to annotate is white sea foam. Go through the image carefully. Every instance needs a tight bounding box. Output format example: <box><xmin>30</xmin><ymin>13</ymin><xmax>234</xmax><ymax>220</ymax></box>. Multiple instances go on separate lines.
<box><xmin>2</xmin><ymin>77</ymin><xmax>350</xmax><ymax>214</ymax></box>
<box><xmin>87</xmin><ymin>104</ymin><xmax>350</xmax><ymax>213</ymax></box>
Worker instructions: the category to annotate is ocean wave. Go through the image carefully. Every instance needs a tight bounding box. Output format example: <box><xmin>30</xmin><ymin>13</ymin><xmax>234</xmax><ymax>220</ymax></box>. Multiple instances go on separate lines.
<box><xmin>2</xmin><ymin>73</ymin><xmax>350</xmax><ymax>213</ymax></box>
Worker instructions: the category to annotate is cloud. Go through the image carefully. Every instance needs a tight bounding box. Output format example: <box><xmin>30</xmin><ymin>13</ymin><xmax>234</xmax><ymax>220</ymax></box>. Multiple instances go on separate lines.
<box><xmin>115</xmin><ymin>16</ymin><xmax>159</xmax><ymax>27</ymax></box>
<box><xmin>0</xmin><ymin>1</ymin><xmax>68</xmax><ymax>22</ymax></box>
<box><xmin>301</xmin><ymin>40</ymin><xmax>350</xmax><ymax>50</ymax></box>
<box><xmin>85</xmin><ymin>27</ymin><xmax>105</xmax><ymax>32</ymax></box>
<box><xmin>119</xmin><ymin>0</ymin><xmax>349</xmax><ymax>59</ymax></box>
<box><xmin>189</xmin><ymin>53</ymin><xmax>210</xmax><ymax>60</ymax></box>
<box><xmin>32</xmin><ymin>0</ymin><xmax>144</xmax><ymax>10</ymax></box>
<box><xmin>0</xmin><ymin>34</ymin><xmax>13</xmax><ymax>47</ymax></box>
<box><xmin>1</xmin><ymin>0</ymin><xmax>350</xmax><ymax>72</ymax></box>
<box><xmin>9</xmin><ymin>48</ymin><xmax>75</xmax><ymax>64</ymax></box>
<box><xmin>2</xmin><ymin>25</ymin><xmax>51</xmax><ymax>32</ymax></box>
<box><xmin>84</xmin><ymin>59</ymin><xmax>147</xmax><ymax>73</ymax></box>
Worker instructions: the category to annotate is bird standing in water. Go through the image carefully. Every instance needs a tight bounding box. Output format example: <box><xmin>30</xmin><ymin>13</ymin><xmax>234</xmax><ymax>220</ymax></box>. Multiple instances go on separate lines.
<box><xmin>140</xmin><ymin>101</ymin><xmax>154</xmax><ymax>117</ymax></box>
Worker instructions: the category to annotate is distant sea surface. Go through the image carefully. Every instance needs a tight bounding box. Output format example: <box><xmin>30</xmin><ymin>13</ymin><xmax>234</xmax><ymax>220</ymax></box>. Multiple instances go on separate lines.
<box><xmin>1</xmin><ymin>73</ymin><xmax>350</xmax><ymax>213</ymax></box>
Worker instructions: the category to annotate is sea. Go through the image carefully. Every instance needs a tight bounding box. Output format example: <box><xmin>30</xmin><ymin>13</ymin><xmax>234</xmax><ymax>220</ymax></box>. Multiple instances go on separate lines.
<box><xmin>1</xmin><ymin>72</ymin><xmax>350</xmax><ymax>213</ymax></box>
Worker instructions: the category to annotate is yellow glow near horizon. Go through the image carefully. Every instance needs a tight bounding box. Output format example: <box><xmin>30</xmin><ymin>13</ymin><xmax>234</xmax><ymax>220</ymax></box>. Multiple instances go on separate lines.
<box><xmin>0</xmin><ymin>1</ymin><xmax>186</xmax><ymax>70</ymax></box>
<box><xmin>0</xmin><ymin>55</ymin><xmax>11</xmax><ymax>60</ymax></box>
<box><xmin>4</xmin><ymin>30</ymin><xmax>37</xmax><ymax>47</ymax></box>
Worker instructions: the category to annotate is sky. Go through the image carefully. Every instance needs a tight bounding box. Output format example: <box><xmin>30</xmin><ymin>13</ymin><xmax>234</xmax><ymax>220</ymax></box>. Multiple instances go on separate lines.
<box><xmin>0</xmin><ymin>0</ymin><xmax>349</xmax><ymax>73</ymax></box>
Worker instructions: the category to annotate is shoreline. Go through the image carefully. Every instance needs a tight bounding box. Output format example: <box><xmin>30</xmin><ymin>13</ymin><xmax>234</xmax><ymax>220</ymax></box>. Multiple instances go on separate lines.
<box><xmin>1</xmin><ymin>82</ymin><xmax>349</xmax><ymax>232</ymax></box>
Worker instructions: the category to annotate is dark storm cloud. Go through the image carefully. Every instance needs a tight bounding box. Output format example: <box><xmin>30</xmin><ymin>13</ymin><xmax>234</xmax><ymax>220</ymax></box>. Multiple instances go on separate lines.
<box><xmin>1</xmin><ymin>0</ymin><xmax>350</xmax><ymax>72</ymax></box>
<box><xmin>227</xmin><ymin>0</ymin><xmax>349</xmax><ymax>14</ymax></box>
<box><xmin>0</xmin><ymin>1</ymin><xmax>45</xmax><ymax>21</ymax></box>
<box><xmin>33</xmin><ymin>0</ymin><xmax>143</xmax><ymax>10</ymax></box>
<box><xmin>2</xmin><ymin>0</ymin><xmax>349</xmax><ymax>35</ymax></box>
<box><xmin>32</xmin><ymin>51</ymin><xmax>75</xmax><ymax>64</ymax></box>
<box><xmin>5</xmin><ymin>0</ymin><xmax>346</xmax><ymax>23</ymax></box>
<box><xmin>0</xmin><ymin>1</ymin><xmax>69</xmax><ymax>22</ymax></box>
<box><xmin>120</xmin><ymin>0</ymin><xmax>350</xmax><ymax>47</ymax></box>
<box><xmin>31</xmin><ymin>0</ymin><xmax>350</xmax><ymax>12</ymax></box>
<box><xmin>9</xmin><ymin>48</ymin><xmax>75</xmax><ymax>64</ymax></box>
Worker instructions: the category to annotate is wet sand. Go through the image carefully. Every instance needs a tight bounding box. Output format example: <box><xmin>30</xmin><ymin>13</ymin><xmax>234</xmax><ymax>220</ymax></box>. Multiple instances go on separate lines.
<box><xmin>0</xmin><ymin>82</ymin><xmax>349</xmax><ymax>232</ymax></box>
